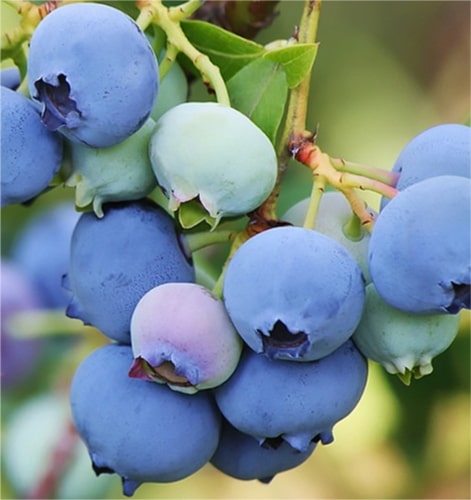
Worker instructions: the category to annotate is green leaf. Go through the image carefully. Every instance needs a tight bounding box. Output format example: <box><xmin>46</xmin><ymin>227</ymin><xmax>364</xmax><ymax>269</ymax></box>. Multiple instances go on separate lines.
<box><xmin>180</xmin><ymin>20</ymin><xmax>265</xmax><ymax>80</ymax></box>
<box><xmin>264</xmin><ymin>43</ymin><xmax>319</xmax><ymax>88</ymax></box>
<box><xmin>178</xmin><ymin>199</ymin><xmax>217</xmax><ymax>230</ymax></box>
<box><xmin>227</xmin><ymin>58</ymin><xmax>288</xmax><ymax>143</ymax></box>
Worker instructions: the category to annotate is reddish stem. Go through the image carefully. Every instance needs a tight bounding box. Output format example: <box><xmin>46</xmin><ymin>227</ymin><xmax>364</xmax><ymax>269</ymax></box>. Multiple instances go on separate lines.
<box><xmin>26</xmin><ymin>419</ymin><xmax>79</xmax><ymax>500</ymax></box>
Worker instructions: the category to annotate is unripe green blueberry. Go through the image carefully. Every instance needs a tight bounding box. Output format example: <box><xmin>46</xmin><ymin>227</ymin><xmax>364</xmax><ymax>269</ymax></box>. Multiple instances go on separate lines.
<box><xmin>148</xmin><ymin>102</ymin><xmax>277</xmax><ymax>226</ymax></box>
<box><xmin>129</xmin><ymin>282</ymin><xmax>243</xmax><ymax>394</ymax></box>
<box><xmin>352</xmin><ymin>283</ymin><xmax>460</xmax><ymax>384</ymax></box>
<box><xmin>66</xmin><ymin>119</ymin><xmax>157</xmax><ymax>218</ymax></box>
<box><xmin>151</xmin><ymin>62</ymin><xmax>188</xmax><ymax>121</ymax></box>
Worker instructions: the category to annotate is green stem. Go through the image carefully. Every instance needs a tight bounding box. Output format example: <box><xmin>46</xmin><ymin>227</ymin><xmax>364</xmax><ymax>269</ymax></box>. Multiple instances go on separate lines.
<box><xmin>260</xmin><ymin>0</ymin><xmax>322</xmax><ymax>219</ymax></box>
<box><xmin>331</xmin><ymin>157</ymin><xmax>399</xmax><ymax>186</ymax></box>
<box><xmin>136</xmin><ymin>0</ymin><xmax>230</xmax><ymax>106</ymax></box>
<box><xmin>303</xmin><ymin>174</ymin><xmax>326</xmax><ymax>229</ymax></box>
<box><xmin>168</xmin><ymin>0</ymin><xmax>204</xmax><ymax>22</ymax></box>
<box><xmin>339</xmin><ymin>171</ymin><xmax>399</xmax><ymax>199</ymax></box>
<box><xmin>342</xmin><ymin>213</ymin><xmax>364</xmax><ymax>241</ymax></box>
<box><xmin>341</xmin><ymin>188</ymin><xmax>375</xmax><ymax>232</ymax></box>
<box><xmin>211</xmin><ymin>230</ymin><xmax>250</xmax><ymax>298</ymax></box>
<box><xmin>183</xmin><ymin>229</ymin><xmax>233</xmax><ymax>254</ymax></box>
<box><xmin>158</xmin><ymin>42</ymin><xmax>179</xmax><ymax>80</ymax></box>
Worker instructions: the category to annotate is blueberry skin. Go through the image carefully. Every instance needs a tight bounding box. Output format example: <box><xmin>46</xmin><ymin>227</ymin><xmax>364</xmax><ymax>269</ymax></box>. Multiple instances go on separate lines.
<box><xmin>1</xmin><ymin>66</ymin><xmax>21</xmax><ymax>90</ymax></box>
<box><xmin>130</xmin><ymin>282</ymin><xmax>243</xmax><ymax>394</ymax></box>
<box><xmin>380</xmin><ymin>123</ymin><xmax>470</xmax><ymax>210</ymax></box>
<box><xmin>369</xmin><ymin>175</ymin><xmax>470</xmax><ymax>314</ymax></box>
<box><xmin>149</xmin><ymin>102</ymin><xmax>277</xmax><ymax>225</ymax></box>
<box><xmin>214</xmin><ymin>340</ymin><xmax>368</xmax><ymax>452</ymax></box>
<box><xmin>210</xmin><ymin>419</ymin><xmax>316</xmax><ymax>483</ymax></box>
<box><xmin>65</xmin><ymin>200</ymin><xmax>195</xmax><ymax>344</ymax></box>
<box><xmin>394</xmin><ymin>124</ymin><xmax>471</xmax><ymax>189</ymax></box>
<box><xmin>223</xmin><ymin>226</ymin><xmax>365</xmax><ymax>361</ymax></box>
<box><xmin>27</xmin><ymin>3</ymin><xmax>159</xmax><ymax>148</ymax></box>
<box><xmin>1</xmin><ymin>87</ymin><xmax>63</xmax><ymax>207</ymax></box>
<box><xmin>66</xmin><ymin>118</ymin><xmax>158</xmax><ymax>218</ymax></box>
<box><xmin>282</xmin><ymin>191</ymin><xmax>375</xmax><ymax>282</ymax></box>
<box><xmin>352</xmin><ymin>283</ymin><xmax>460</xmax><ymax>380</ymax></box>
<box><xmin>70</xmin><ymin>344</ymin><xmax>221</xmax><ymax>496</ymax></box>
<box><xmin>12</xmin><ymin>202</ymin><xmax>80</xmax><ymax>309</ymax></box>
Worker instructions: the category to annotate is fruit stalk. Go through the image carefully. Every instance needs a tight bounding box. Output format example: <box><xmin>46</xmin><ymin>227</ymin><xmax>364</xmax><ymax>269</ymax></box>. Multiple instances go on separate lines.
<box><xmin>291</xmin><ymin>136</ymin><xmax>399</xmax><ymax>230</ymax></box>
<box><xmin>136</xmin><ymin>0</ymin><xmax>230</xmax><ymax>105</ymax></box>
<box><xmin>259</xmin><ymin>0</ymin><xmax>322</xmax><ymax>220</ymax></box>
<box><xmin>303</xmin><ymin>174</ymin><xmax>326</xmax><ymax>229</ymax></box>
<box><xmin>331</xmin><ymin>157</ymin><xmax>399</xmax><ymax>186</ymax></box>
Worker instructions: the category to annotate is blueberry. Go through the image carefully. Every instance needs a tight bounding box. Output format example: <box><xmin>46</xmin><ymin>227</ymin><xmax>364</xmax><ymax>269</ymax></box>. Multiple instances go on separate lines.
<box><xmin>369</xmin><ymin>175</ymin><xmax>470</xmax><ymax>314</ymax></box>
<box><xmin>1</xmin><ymin>87</ymin><xmax>63</xmax><ymax>207</ymax></box>
<box><xmin>214</xmin><ymin>340</ymin><xmax>368</xmax><ymax>452</ymax></box>
<box><xmin>65</xmin><ymin>200</ymin><xmax>195</xmax><ymax>343</ymax></box>
<box><xmin>149</xmin><ymin>102</ymin><xmax>277</xmax><ymax>225</ymax></box>
<box><xmin>1</xmin><ymin>66</ymin><xmax>21</xmax><ymax>90</ymax></box>
<box><xmin>66</xmin><ymin>118</ymin><xmax>158</xmax><ymax>218</ymax></box>
<box><xmin>381</xmin><ymin>123</ymin><xmax>471</xmax><ymax>210</ymax></box>
<box><xmin>70</xmin><ymin>343</ymin><xmax>221</xmax><ymax>496</ymax></box>
<box><xmin>282</xmin><ymin>191</ymin><xmax>375</xmax><ymax>282</ymax></box>
<box><xmin>210</xmin><ymin>419</ymin><xmax>316</xmax><ymax>483</ymax></box>
<box><xmin>150</xmin><ymin>61</ymin><xmax>188</xmax><ymax>121</ymax></box>
<box><xmin>12</xmin><ymin>202</ymin><xmax>80</xmax><ymax>309</ymax></box>
<box><xmin>352</xmin><ymin>283</ymin><xmax>460</xmax><ymax>382</ymax></box>
<box><xmin>27</xmin><ymin>3</ymin><xmax>159</xmax><ymax>147</ymax></box>
<box><xmin>129</xmin><ymin>282</ymin><xmax>243</xmax><ymax>393</ymax></box>
<box><xmin>223</xmin><ymin>226</ymin><xmax>365</xmax><ymax>361</ymax></box>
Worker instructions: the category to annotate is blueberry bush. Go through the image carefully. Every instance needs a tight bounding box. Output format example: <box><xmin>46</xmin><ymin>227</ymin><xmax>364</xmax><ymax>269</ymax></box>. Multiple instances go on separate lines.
<box><xmin>1</xmin><ymin>1</ymin><xmax>470</xmax><ymax>499</ymax></box>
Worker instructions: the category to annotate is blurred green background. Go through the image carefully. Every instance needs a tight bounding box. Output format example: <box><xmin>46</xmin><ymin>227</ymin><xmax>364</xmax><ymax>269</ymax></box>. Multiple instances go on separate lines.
<box><xmin>1</xmin><ymin>1</ymin><xmax>470</xmax><ymax>499</ymax></box>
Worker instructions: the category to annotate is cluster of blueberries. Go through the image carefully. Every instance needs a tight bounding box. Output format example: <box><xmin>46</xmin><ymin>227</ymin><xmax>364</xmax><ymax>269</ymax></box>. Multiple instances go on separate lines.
<box><xmin>1</xmin><ymin>2</ymin><xmax>470</xmax><ymax>497</ymax></box>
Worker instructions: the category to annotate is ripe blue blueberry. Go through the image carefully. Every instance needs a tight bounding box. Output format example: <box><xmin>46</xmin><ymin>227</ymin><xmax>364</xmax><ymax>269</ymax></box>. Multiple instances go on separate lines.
<box><xmin>394</xmin><ymin>123</ymin><xmax>471</xmax><ymax>189</ymax></box>
<box><xmin>223</xmin><ymin>226</ymin><xmax>365</xmax><ymax>361</ymax></box>
<box><xmin>129</xmin><ymin>282</ymin><xmax>243</xmax><ymax>394</ymax></box>
<box><xmin>282</xmin><ymin>191</ymin><xmax>375</xmax><ymax>282</ymax></box>
<box><xmin>70</xmin><ymin>343</ymin><xmax>221</xmax><ymax>496</ymax></box>
<box><xmin>1</xmin><ymin>87</ymin><xmax>63</xmax><ymax>207</ymax></box>
<box><xmin>1</xmin><ymin>66</ymin><xmax>21</xmax><ymax>90</ymax></box>
<box><xmin>381</xmin><ymin>123</ymin><xmax>470</xmax><ymax>209</ymax></box>
<box><xmin>369</xmin><ymin>175</ymin><xmax>470</xmax><ymax>314</ymax></box>
<box><xmin>64</xmin><ymin>200</ymin><xmax>195</xmax><ymax>344</ymax></box>
<box><xmin>12</xmin><ymin>202</ymin><xmax>80</xmax><ymax>309</ymax></box>
<box><xmin>214</xmin><ymin>340</ymin><xmax>368</xmax><ymax>452</ymax></box>
<box><xmin>27</xmin><ymin>3</ymin><xmax>159</xmax><ymax>147</ymax></box>
<box><xmin>210</xmin><ymin>419</ymin><xmax>316</xmax><ymax>483</ymax></box>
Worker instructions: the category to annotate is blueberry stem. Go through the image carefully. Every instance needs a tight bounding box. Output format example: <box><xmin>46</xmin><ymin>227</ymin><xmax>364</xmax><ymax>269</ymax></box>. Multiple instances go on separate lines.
<box><xmin>290</xmin><ymin>139</ymin><xmax>403</xmax><ymax>231</ymax></box>
<box><xmin>342</xmin><ymin>213</ymin><xmax>364</xmax><ymax>242</ymax></box>
<box><xmin>136</xmin><ymin>0</ymin><xmax>230</xmax><ymax>106</ymax></box>
<box><xmin>158</xmin><ymin>42</ymin><xmax>179</xmax><ymax>80</ymax></box>
<box><xmin>331</xmin><ymin>157</ymin><xmax>399</xmax><ymax>186</ymax></box>
<box><xmin>259</xmin><ymin>0</ymin><xmax>322</xmax><ymax>220</ymax></box>
<box><xmin>168</xmin><ymin>0</ymin><xmax>204</xmax><ymax>22</ymax></box>
<box><xmin>182</xmin><ymin>229</ymin><xmax>234</xmax><ymax>254</ymax></box>
<box><xmin>303</xmin><ymin>174</ymin><xmax>326</xmax><ymax>229</ymax></box>
<box><xmin>26</xmin><ymin>418</ymin><xmax>79</xmax><ymax>500</ymax></box>
<box><xmin>2</xmin><ymin>0</ymin><xmax>86</xmax><ymax>57</ymax></box>
<box><xmin>211</xmin><ymin>230</ymin><xmax>251</xmax><ymax>298</ymax></box>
